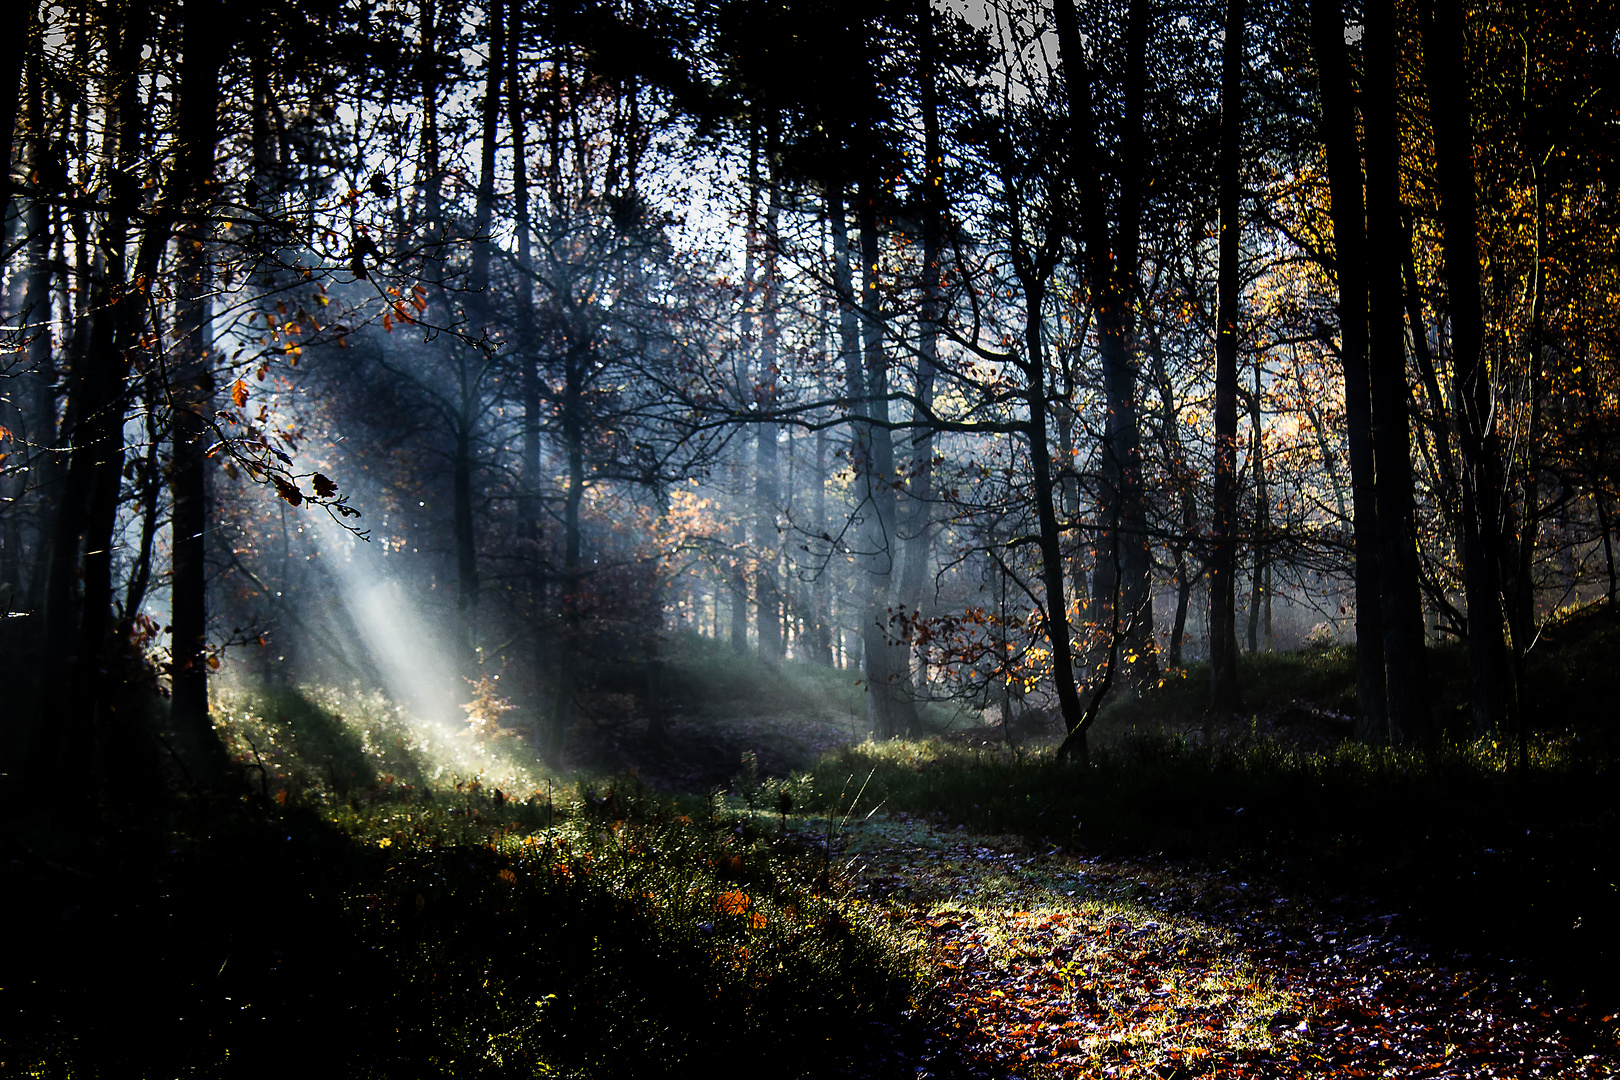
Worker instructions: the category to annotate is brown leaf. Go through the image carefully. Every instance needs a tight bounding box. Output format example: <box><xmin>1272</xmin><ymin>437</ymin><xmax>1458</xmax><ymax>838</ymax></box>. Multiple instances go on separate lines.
<box><xmin>231</xmin><ymin>379</ymin><xmax>249</xmax><ymax>408</ymax></box>
<box><xmin>273</xmin><ymin>478</ymin><xmax>304</xmax><ymax>507</ymax></box>
<box><xmin>312</xmin><ymin>473</ymin><xmax>338</xmax><ymax>499</ymax></box>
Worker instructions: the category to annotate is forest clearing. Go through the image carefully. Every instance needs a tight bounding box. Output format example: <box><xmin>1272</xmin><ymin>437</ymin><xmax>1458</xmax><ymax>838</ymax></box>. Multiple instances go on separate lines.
<box><xmin>4</xmin><ymin>0</ymin><xmax>1620</xmax><ymax>1073</ymax></box>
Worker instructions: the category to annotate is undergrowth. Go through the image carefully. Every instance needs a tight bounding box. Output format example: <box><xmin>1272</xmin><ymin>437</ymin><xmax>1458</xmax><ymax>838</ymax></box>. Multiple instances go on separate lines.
<box><xmin>1095</xmin><ymin>645</ymin><xmax>1361</xmax><ymax>735</ymax></box>
<box><xmin>1</xmin><ymin>685</ymin><xmax>924</xmax><ymax>1078</ymax></box>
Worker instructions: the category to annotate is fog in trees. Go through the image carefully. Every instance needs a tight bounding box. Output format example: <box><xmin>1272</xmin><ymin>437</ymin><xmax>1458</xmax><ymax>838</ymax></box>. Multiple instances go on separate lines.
<box><xmin>3</xmin><ymin>0</ymin><xmax>1618</xmax><ymax>788</ymax></box>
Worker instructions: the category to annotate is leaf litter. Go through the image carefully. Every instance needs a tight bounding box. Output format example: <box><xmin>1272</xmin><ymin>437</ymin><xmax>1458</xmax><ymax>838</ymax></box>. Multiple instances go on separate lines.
<box><xmin>818</xmin><ymin>815</ymin><xmax>1617</xmax><ymax>1078</ymax></box>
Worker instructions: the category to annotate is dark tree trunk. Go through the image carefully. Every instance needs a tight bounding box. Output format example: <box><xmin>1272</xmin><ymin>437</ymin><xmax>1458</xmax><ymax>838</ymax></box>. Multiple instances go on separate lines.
<box><xmin>858</xmin><ymin>191</ymin><xmax>902</xmax><ymax>738</ymax></box>
<box><xmin>453</xmin><ymin>0</ymin><xmax>505</xmax><ymax>662</ymax></box>
<box><xmin>1364</xmin><ymin>0</ymin><xmax>1429</xmax><ymax>743</ymax></box>
<box><xmin>1403</xmin><ymin>215</ymin><xmax>1459</xmax><ymax>527</ymax></box>
<box><xmin>470</xmin><ymin>0</ymin><xmax>503</xmax><ymax>289</ymax></box>
<box><xmin>419</xmin><ymin>0</ymin><xmax>442</xmax><ymax>235</ymax></box>
<box><xmin>1507</xmin><ymin>166</ymin><xmax>1549</xmax><ymax>773</ymax></box>
<box><xmin>1421</xmin><ymin>0</ymin><xmax>1510</xmax><ymax>737</ymax></box>
<box><xmin>1023</xmin><ymin>281</ymin><xmax>1089</xmax><ymax>760</ymax></box>
<box><xmin>1054</xmin><ymin>0</ymin><xmax>1156</xmax><ymax>686</ymax></box>
<box><xmin>1599</xmin><ymin>491</ymin><xmax>1616</xmax><ymax>605</ymax></box>
<box><xmin>1171</xmin><ymin>557</ymin><xmax>1193</xmax><ymax>669</ymax></box>
<box><xmin>755</xmin><ymin>163</ymin><xmax>783</xmax><ymax>664</ymax></box>
<box><xmin>548</xmin><ymin>345</ymin><xmax>586</xmax><ymax>767</ymax></box>
<box><xmin>452</xmin><ymin>421</ymin><xmax>479</xmax><ymax>650</ymax></box>
<box><xmin>1247</xmin><ymin>397</ymin><xmax>1266</xmax><ymax>655</ymax></box>
<box><xmin>34</xmin><ymin>3</ymin><xmax>148</xmax><ymax>776</ymax></box>
<box><xmin>17</xmin><ymin>16</ymin><xmax>62</xmax><ymax>644</ymax></box>
<box><xmin>170</xmin><ymin>0</ymin><xmax>227</xmax><ymax>753</ymax></box>
<box><xmin>813</xmin><ymin>428</ymin><xmax>834</xmax><ymax>663</ymax></box>
<box><xmin>509</xmin><ymin>1</ymin><xmax>538</xmax><ymax>537</ymax></box>
<box><xmin>507</xmin><ymin>0</ymin><xmax>548</xmax><ymax>748</ymax></box>
<box><xmin>829</xmin><ymin>179</ymin><xmax>864</xmax><ymax>684</ymax></box>
<box><xmin>1209</xmin><ymin>0</ymin><xmax>1245</xmax><ymax>713</ymax></box>
<box><xmin>894</xmin><ymin>0</ymin><xmax>944</xmax><ymax>729</ymax></box>
<box><xmin>1312</xmin><ymin>0</ymin><xmax>1387</xmax><ymax>741</ymax></box>
<box><xmin>730</xmin><ymin>437</ymin><xmax>751</xmax><ymax>656</ymax></box>
<box><xmin>734</xmin><ymin>128</ymin><xmax>764</xmax><ymax>660</ymax></box>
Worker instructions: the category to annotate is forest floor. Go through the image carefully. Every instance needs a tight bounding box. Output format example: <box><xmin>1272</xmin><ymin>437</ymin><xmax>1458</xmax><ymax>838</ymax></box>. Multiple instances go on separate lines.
<box><xmin>13</xmin><ymin>620</ymin><xmax>1619</xmax><ymax>1076</ymax></box>
<box><xmin>607</xmin><ymin>623</ymin><xmax>1620</xmax><ymax>1076</ymax></box>
<box><xmin>817</xmin><ymin>814</ymin><xmax>1617</xmax><ymax>1078</ymax></box>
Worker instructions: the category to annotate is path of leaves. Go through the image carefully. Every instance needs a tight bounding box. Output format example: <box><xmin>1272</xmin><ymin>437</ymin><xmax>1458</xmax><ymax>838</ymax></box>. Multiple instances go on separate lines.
<box><xmin>826</xmin><ymin>817</ymin><xmax>1617</xmax><ymax>1078</ymax></box>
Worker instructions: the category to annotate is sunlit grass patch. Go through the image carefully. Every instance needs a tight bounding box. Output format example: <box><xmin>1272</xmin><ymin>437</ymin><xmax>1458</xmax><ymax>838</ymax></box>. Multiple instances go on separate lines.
<box><xmin>212</xmin><ymin>681</ymin><xmax>552</xmax><ymax>804</ymax></box>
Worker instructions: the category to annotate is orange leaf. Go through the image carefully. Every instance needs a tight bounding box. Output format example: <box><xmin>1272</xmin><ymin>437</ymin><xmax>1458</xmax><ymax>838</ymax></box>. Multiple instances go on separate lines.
<box><xmin>715</xmin><ymin>890</ymin><xmax>750</xmax><ymax>915</ymax></box>
<box><xmin>382</xmin><ymin>312</ymin><xmax>393</xmax><ymax>332</ymax></box>
<box><xmin>231</xmin><ymin>379</ymin><xmax>249</xmax><ymax>408</ymax></box>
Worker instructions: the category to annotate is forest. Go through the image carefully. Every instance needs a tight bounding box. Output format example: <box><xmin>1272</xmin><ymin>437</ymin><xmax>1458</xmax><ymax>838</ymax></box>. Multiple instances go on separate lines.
<box><xmin>2</xmin><ymin>0</ymin><xmax>1619</xmax><ymax>1075</ymax></box>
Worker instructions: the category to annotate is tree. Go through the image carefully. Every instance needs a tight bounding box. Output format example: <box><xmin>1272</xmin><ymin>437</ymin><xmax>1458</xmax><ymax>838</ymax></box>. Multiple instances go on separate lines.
<box><xmin>1310</xmin><ymin>0</ymin><xmax>1387</xmax><ymax>740</ymax></box>
<box><xmin>1209</xmin><ymin>0</ymin><xmax>1246</xmax><ymax>715</ymax></box>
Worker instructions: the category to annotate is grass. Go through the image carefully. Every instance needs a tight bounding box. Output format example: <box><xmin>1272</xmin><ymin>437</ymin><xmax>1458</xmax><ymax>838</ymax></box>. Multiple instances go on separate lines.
<box><xmin>212</xmin><ymin>682</ymin><xmax>551</xmax><ymax>802</ymax></box>
<box><xmin>0</xmin><ymin>683</ymin><xmax>925</xmax><ymax>1078</ymax></box>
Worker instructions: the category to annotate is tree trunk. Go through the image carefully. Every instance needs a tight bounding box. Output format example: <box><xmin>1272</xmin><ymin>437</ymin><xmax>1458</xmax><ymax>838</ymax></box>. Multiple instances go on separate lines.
<box><xmin>1247</xmin><ymin>364</ymin><xmax>1267</xmax><ymax>655</ymax></box>
<box><xmin>729</xmin><ymin>435</ymin><xmax>751</xmax><ymax>655</ymax></box>
<box><xmin>1054</xmin><ymin>0</ymin><xmax>1157</xmax><ymax>687</ymax></box>
<box><xmin>1171</xmin><ymin>556</ymin><xmax>1193</xmax><ymax>669</ymax></box>
<box><xmin>894</xmin><ymin>0</ymin><xmax>944</xmax><ymax>731</ymax></box>
<box><xmin>452</xmin><ymin>420</ymin><xmax>479</xmax><ymax>656</ymax></box>
<box><xmin>34</xmin><ymin>3</ymin><xmax>148</xmax><ymax>776</ymax></box>
<box><xmin>1210</xmin><ymin>0</ymin><xmax>1245</xmax><ymax>713</ymax></box>
<box><xmin>1312</xmin><ymin>0</ymin><xmax>1387</xmax><ymax>741</ymax></box>
<box><xmin>170</xmin><ymin>0</ymin><xmax>227</xmax><ymax>754</ymax></box>
<box><xmin>0</xmin><ymin>9</ymin><xmax>27</xmax><ymax>256</ymax></box>
<box><xmin>1506</xmin><ymin>163</ymin><xmax>1549</xmax><ymax>772</ymax></box>
<box><xmin>857</xmin><ymin>191</ymin><xmax>902</xmax><ymax>738</ymax></box>
<box><xmin>1018</xmin><ymin>272</ymin><xmax>1089</xmax><ymax>760</ymax></box>
<box><xmin>755</xmin><ymin>161</ymin><xmax>783</xmax><ymax>664</ymax></box>
<box><xmin>1421</xmin><ymin>0</ymin><xmax>1509</xmax><ymax>737</ymax></box>
<box><xmin>548</xmin><ymin>345</ymin><xmax>586</xmax><ymax>767</ymax></box>
<box><xmin>813</xmin><ymin>428</ymin><xmax>834</xmax><ymax>663</ymax></box>
<box><xmin>1599</xmin><ymin>491</ymin><xmax>1616</xmax><ymax>605</ymax></box>
<box><xmin>507</xmin><ymin>0</ymin><xmax>548</xmax><ymax>748</ymax></box>
<box><xmin>453</xmin><ymin>0</ymin><xmax>505</xmax><ymax>663</ymax></box>
<box><xmin>1363</xmin><ymin>0</ymin><xmax>1429</xmax><ymax>743</ymax></box>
